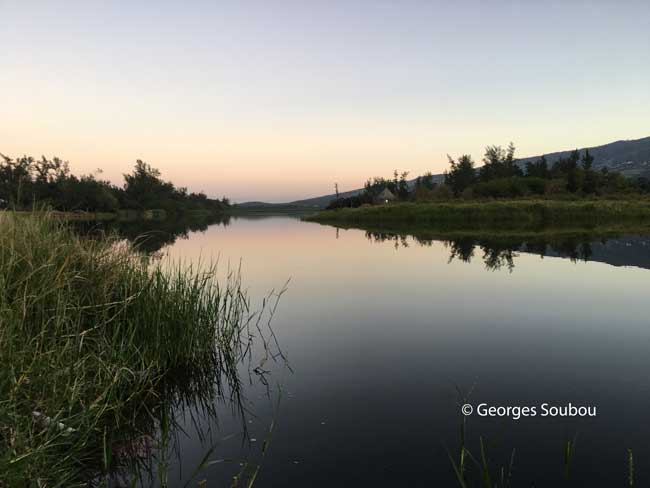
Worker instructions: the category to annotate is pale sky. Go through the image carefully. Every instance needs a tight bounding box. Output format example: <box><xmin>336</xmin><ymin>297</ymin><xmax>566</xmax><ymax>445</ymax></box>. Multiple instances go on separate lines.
<box><xmin>1</xmin><ymin>0</ymin><xmax>649</xmax><ymax>202</ymax></box>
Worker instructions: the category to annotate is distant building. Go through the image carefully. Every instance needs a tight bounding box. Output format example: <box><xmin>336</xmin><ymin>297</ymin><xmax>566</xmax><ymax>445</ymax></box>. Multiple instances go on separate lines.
<box><xmin>373</xmin><ymin>188</ymin><xmax>397</xmax><ymax>205</ymax></box>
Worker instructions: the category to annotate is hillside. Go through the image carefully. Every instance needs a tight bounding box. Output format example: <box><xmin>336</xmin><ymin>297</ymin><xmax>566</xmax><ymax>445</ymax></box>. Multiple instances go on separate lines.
<box><xmin>240</xmin><ymin>136</ymin><xmax>650</xmax><ymax>209</ymax></box>
<box><xmin>515</xmin><ymin>136</ymin><xmax>650</xmax><ymax>176</ymax></box>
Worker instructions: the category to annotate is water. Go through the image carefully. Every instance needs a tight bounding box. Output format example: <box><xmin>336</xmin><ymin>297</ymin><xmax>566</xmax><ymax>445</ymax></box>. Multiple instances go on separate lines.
<box><xmin>110</xmin><ymin>215</ymin><xmax>650</xmax><ymax>487</ymax></box>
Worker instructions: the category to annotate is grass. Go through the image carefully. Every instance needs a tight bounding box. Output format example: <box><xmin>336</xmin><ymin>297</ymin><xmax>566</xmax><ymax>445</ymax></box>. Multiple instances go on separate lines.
<box><xmin>5</xmin><ymin>207</ymin><xmax>225</xmax><ymax>223</ymax></box>
<box><xmin>7</xmin><ymin>210</ymin><xmax>119</xmax><ymax>221</ymax></box>
<box><xmin>449</xmin><ymin>432</ymin><xmax>636</xmax><ymax>487</ymax></box>
<box><xmin>318</xmin><ymin>220</ymin><xmax>650</xmax><ymax>243</ymax></box>
<box><xmin>305</xmin><ymin>199</ymin><xmax>650</xmax><ymax>230</ymax></box>
<box><xmin>0</xmin><ymin>212</ymin><xmax>269</xmax><ymax>486</ymax></box>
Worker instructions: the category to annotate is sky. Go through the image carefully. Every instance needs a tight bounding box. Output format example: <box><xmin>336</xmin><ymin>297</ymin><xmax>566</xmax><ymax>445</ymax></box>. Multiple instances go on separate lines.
<box><xmin>1</xmin><ymin>1</ymin><xmax>649</xmax><ymax>202</ymax></box>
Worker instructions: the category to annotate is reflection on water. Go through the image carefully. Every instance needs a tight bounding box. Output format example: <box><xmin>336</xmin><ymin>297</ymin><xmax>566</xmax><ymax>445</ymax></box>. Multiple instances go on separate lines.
<box><xmin>73</xmin><ymin>216</ymin><xmax>289</xmax><ymax>487</ymax></box>
<box><xmin>74</xmin><ymin>213</ymin><xmax>232</xmax><ymax>253</ymax></box>
<box><xmin>76</xmin><ymin>215</ymin><xmax>650</xmax><ymax>486</ymax></box>
<box><xmin>362</xmin><ymin>229</ymin><xmax>650</xmax><ymax>271</ymax></box>
<box><xmin>106</xmin><ymin>329</ymin><xmax>286</xmax><ymax>488</ymax></box>
<box><xmin>363</xmin><ymin>229</ymin><xmax>650</xmax><ymax>271</ymax></box>
<box><xmin>79</xmin><ymin>213</ymin><xmax>650</xmax><ymax>273</ymax></box>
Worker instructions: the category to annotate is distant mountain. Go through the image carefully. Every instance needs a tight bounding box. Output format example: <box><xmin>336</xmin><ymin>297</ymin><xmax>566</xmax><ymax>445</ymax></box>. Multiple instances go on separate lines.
<box><xmin>239</xmin><ymin>136</ymin><xmax>650</xmax><ymax>209</ymax></box>
<box><xmin>514</xmin><ymin>136</ymin><xmax>650</xmax><ymax>176</ymax></box>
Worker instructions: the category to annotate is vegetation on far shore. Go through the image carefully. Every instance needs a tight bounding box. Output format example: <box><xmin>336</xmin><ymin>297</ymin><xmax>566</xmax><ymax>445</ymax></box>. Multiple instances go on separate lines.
<box><xmin>0</xmin><ymin>154</ymin><xmax>229</xmax><ymax>215</ymax></box>
<box><xmin>313</xmin><ymin>142</ymin><xmax>650</xmax><ymax>232</ymax></box>
<box><xmin>325</xmin><ymin>143</ymin><xmax>650</xmax><ymax>211</ymax></box>
<box><xmin>0</xmin><ymin>213</ymin><xmax>268</xmax><ymax>486</ymax></box>
<box><xmin>307</xmin><ymin>199</ymin><xmax>650</xmax><ymax>230</ymax></box>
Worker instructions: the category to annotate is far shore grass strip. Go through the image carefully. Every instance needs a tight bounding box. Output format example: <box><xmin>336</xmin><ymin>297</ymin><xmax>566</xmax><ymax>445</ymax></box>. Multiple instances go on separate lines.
<box><xmin>305</xmin><ymin>199</ymin><xmax>650</xmax><ymax>230</ymax></box>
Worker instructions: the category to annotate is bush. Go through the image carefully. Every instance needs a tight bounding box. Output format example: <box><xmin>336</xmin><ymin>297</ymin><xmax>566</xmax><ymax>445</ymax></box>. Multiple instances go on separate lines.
<box><xmin>525</xmin><ymin>177</ymin><xmax>547</xmax><ymax>195</ymax></box>
<box><xmin>471</xmin><ymin>177</ymin><xmax>547</xmax><ymax>198</ymax></box>
<box><xmin>473</xmin><ymin>177</ymin><xmax>520</xmax><ymax>198</ymax></box>
<box><xmin>414</xmin><ymin>186</ymin><xmax>435</xmax><ymax>202</ymax></box>
<box><xmin>430</xmin><ymin>184</ymin><xmax>453</xmax><ymax>201</ymax></box>
<box><xmin>325</xmin><ymin>194</ymin><xmax>371</xmax><ymax>209</ymax></box>
<box><xmin>460</xmin><ymin>187</ymin><xmax>474</xmax><ymax>200</ymax></box>
<box><xmin>544</xmin><ymin>178</ymin><xmax>568</xmax><ymax>196</ymax></box>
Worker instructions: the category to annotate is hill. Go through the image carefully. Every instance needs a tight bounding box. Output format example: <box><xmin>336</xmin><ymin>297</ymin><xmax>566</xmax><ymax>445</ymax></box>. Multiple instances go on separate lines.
<box><xmin>515</xmin><ymin>136</ymin><xmax>650</xmax><ymax>176</ymax></box>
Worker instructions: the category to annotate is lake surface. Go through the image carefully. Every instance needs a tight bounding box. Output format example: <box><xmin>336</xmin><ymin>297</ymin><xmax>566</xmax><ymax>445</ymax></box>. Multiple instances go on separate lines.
<box><xmin>109</xmin><ymin>215</ymin><xmax>650</xmax><ymax>487</ymax></box>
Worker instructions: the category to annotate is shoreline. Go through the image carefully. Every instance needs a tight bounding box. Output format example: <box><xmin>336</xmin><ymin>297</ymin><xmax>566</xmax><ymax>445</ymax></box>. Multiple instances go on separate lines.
<box><xmin>304</xmin><ymin>199</ymin><xmax>650</xmax><ymax>231</ymax></box>
<box><xmin>1</xmin><ymin>208</ymin><xmax>227</xmax><ymax>222</ymax></box>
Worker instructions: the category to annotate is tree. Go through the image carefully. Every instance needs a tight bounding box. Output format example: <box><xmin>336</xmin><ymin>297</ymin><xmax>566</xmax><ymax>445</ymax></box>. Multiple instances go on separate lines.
<box><xmin>526</xmin><ymin>155</ymin><xmax>548</xmax><ymax>179</ymax></box>
<box><xmin>581</xmin><ymin>149</ymin><xmax>596</xmax><ymax>194</ymax></box>
<box><xmin>566</xmin><ymin>149</ymin><xmax>580</xmax><ymax>193</ymax></box>
<box><xmin>0</xmin><ymin>155</ymin><xmax>34</xmax><ymax>207</ymax></box>
<box><xmin>479</xmin><ymin>143</ymin><xmax>521</xmax><ymax>181</ymax></box>
<box><xmin>420</xmin><ymin>171</ymin><xmax>435</xmax><ymax>190</ymax></box>
<box><xmin>397</xmin><ymin>171</ymin><xmax>410</xmax><ymax>199</ymax></box>
<box><xmin>0</xmin><ymin>153</ymin><xmax>229</xmax><ymax>214</ymax></box>
<box><xmin>414</xmin><ymin>171</ymin><xmax>437</xmax><ymax>200</ymax></box>
<box><xmin>123</xmin><ymin>160</ymin><xmax>178</xmax><ymax>210</ymax></box>
<box><xmin>445</xmin><ymin>155</ymin><xmax>476</xmax><ymax>195</ymax></box>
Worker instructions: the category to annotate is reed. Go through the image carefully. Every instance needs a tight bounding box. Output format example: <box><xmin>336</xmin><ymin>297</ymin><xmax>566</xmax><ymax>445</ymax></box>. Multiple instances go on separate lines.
<box><xmin>305</xmin><ymin>200</ymin><xmax>650</xmax><ymax>230</ymax></box>
<box><xmin>0</xmin><ymin>212</ymin><xmax>262</xmax><ymax>486</ymax></box>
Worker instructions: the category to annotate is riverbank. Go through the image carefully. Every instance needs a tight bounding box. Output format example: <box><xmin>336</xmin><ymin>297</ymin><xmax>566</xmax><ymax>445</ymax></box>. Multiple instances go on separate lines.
<box><xmin>0</xmin><ymin>213</ymin><xmax>253</xmax><ymax>485</ymax></box>
<box><xmin>1</xmin><ymin>207</ymin><xmax>227</xmax><ymax>222</ymax></box>
<box><xmin>304</xmin><ymin>199</ymin><xmax>650</xmax><ymax>230</ymax></box>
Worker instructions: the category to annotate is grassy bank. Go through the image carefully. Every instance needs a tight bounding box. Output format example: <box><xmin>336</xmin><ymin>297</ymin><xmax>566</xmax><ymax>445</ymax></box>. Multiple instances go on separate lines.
<box><xmin>0</xmin><ymin>213</ymin><xmax>255</xmax><ymax>486</ymax></box>
<box><xmin>4</xmin><ymin>210</ymin><xmax>119</xmax><ymax>221</ymax></box>
<box><xmin>305</xmin><ymin>199</ymin><xmax>650</xmax><ymax>230</ymax></box>
<box><xmin>3</xmin><ymin>208</ymin><xmax>227</xmax><ymax>222</ymax></box>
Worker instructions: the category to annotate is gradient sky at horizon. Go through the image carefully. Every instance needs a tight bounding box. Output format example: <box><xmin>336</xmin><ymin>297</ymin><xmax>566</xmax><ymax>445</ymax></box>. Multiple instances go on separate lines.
<box><xmin>2</xmin><ymin>1</ymin><xmax>649</xmax><ymax>202</ymax></box>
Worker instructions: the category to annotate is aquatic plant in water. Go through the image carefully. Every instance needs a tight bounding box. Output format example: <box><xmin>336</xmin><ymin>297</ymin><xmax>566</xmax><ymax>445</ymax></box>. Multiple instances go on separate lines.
<box><xmin>0</xmin><ymin>212</ymin><xmax>286</xmax><ymax>487</ymax></box>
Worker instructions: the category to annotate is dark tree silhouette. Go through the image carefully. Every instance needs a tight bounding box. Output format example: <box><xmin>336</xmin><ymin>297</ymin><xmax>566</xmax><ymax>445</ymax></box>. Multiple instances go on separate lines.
<box><xmin>445</xmin><ymin>155</ymin><xmax>476</xmax><ymax>195</ymax></box>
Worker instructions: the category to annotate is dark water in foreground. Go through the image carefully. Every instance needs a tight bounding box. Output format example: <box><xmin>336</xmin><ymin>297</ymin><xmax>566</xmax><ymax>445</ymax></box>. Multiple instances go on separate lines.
<box><xmin>104</xmin><ymin>215</ymin><xmax>650</xmax><ymax>487</ymax></box>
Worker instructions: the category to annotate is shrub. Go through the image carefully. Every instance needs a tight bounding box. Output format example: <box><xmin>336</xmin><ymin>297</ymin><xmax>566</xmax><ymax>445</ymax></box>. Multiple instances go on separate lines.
<box><xmin>430</xmin><ymin>184</ymin><xmax>453</xmax><ymax>201</ymax></box>
<box><xmin>524</xmin><ymin>177</ymin><xmax>546</xmax><ymax>195</ymax></box>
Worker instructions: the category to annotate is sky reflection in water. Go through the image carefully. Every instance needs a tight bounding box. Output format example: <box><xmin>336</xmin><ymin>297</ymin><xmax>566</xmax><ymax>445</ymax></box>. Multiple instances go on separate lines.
<box><xmin>114</xmin><ymin>215</ymin><xmax>650</xmax><ymax>487</ymax></box>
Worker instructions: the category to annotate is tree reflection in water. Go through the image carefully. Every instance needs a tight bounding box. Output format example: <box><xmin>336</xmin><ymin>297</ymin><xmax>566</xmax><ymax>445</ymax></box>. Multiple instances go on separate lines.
<box><xmin>362</xmin><ymin>229</ymin><xmax>608</xmax><ymax>272</ymax></box>
<box><xmin>73</xmin><ymin>213</ymin><xmax>232</xmax><ymax>254</ymax></box>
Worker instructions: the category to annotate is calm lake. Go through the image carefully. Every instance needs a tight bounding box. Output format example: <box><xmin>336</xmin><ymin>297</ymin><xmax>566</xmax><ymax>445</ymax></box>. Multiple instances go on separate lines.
<box><xmin>104</xmin><ymin>215</ymin><xmax>650</xmax><ymax>487</ymax></box>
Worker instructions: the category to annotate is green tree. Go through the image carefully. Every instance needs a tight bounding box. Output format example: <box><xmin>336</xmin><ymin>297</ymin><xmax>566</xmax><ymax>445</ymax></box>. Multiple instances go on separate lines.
<box><xmin>0</xmin><ymin>153</ymin><xmax>229</xmax><ymax>214</ymax></box>
<box><xmin>479</xmin><ymin>143</ymin><xmax>522</xmax><ymax>181</ymax></box>
<box><xmin>397</xmin><ymin>171</ymin><xmax>410</xmax><ymax>199</ymax></box>
<box><xmin>526</xmin><ymin>155</ymin><xmax>548</xmax><ymax>179</ymax></box>
<box><xmin>581</xmin><ymin>149</ymin><xmax>596</xmax><ymax>194</ymax></box>
<box><xmin>445</xmin><ymin>155</ymin><xmax>476</xmax><ymax>195</ymax></box>
<box><xmin>566</xmin><ymin>149</ymin><xmax>580</xmax><ymax>193</ymax></box>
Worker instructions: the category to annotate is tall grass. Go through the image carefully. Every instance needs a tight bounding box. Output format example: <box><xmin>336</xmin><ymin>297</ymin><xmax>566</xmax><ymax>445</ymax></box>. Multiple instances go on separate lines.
<box><xmin>0</xmin><ymin>212</ymin><xmax>266</xmax><ymax>486</ymax></box>
<box><xmin>306</xmin><ymin>200</ymin><xmax>650</xmax><ymax>230</ymax></box>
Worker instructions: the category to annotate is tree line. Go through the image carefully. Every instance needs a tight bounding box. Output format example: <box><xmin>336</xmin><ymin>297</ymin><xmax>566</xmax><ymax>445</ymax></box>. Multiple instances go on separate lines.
<box><xmin>443</xmin><ymin>143</ymin><xmax>648</xmax><ymax>198</ymax></box>
<box><xmin>327</xmin><ymin>143</ymin><xmax>650</xmax><ymax>209</ymax></box>
<box><xmin>0</xmin><ymin>154</ymin><xmax>230</xmax><ymax>214</ymax></box>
